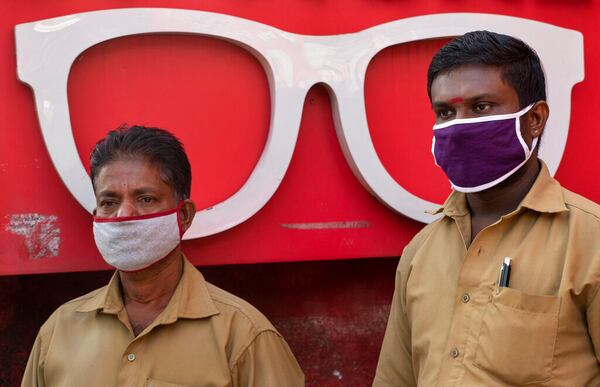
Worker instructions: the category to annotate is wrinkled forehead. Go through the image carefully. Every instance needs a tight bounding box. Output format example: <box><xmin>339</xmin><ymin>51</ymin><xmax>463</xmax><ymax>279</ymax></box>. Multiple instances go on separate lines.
<box><xmin>93</xmin><ymin>154</ymin><xmax>173</xmax><ymax>189</ymax></box>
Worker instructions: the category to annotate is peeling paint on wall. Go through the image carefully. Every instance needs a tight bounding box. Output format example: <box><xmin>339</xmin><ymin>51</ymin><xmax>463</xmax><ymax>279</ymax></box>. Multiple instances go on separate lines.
<box><xmin>5</xmin><ymin>214</ymin><xmax>60</xmax><ymax>260</ymax></box>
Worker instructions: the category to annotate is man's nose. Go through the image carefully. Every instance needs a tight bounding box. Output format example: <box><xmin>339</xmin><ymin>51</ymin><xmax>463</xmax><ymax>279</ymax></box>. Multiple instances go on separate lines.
<box><xmin>117</xmin><ymin>200</ymin><xmax>138</xmax><ymax>218</ymax></box>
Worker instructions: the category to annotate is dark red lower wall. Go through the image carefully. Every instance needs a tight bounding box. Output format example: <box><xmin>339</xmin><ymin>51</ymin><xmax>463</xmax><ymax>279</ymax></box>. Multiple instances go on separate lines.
<box><xmin>0</xmin><ymin>257</ymin><xmax>397</xmax><ymax>386</ymax></box>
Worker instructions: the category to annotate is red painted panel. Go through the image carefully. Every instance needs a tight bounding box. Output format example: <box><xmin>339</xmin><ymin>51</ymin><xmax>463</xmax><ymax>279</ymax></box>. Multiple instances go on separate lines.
<box><xmin>1</xmin><ymin>1</ymin><xmax>599</xmax><ymax>275</ymax></box>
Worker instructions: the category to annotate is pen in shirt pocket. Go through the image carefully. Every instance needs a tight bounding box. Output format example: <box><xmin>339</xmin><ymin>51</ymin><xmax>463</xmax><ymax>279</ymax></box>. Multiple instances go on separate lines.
<box><xmin>497</xmin><ymin>257</ymin><xmax>512</xmax><ymax>290</ymax></box>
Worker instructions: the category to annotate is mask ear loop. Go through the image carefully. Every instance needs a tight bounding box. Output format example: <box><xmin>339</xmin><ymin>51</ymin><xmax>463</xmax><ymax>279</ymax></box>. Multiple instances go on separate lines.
<box><xmin>431</xmin><ymin>137</ymin><xmax>440</xmax><ymax>167</ymax></box>
<box><xmin>175</xmin><ymin>200</ymin><xmax>185</xmax><ymax>237</ymax></box>
<box><xmin>514</xmin><ymin>103</ymin><xmax>538</xmax><ymax>158</ymax></box>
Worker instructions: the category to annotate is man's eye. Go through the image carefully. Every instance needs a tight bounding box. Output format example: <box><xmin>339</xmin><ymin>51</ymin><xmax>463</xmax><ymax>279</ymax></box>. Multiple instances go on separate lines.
<box><xmin>139</xmin><ymin>196</ymin><xmax>154</xmax><ymax>204</ymax></box>
<box><xmin>437</xmin><ymin>109</ymin><xmax>453</xmax><ymax>120</ymax></box>
<box><xmin>99</xmin><ymin>200</ymin><xmax>116</xmax><ymax>208</ymax></box>
<box><xmin>473</xmin><ymin>103</ymin><xmax>491</xmax><ymax>113</ymax></box>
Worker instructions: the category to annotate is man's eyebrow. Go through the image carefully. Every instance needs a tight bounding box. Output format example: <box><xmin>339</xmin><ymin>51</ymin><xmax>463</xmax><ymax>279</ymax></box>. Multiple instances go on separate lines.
<box><xmin>431</xmin><ymin>101</ymin><xmax>451</xmax><ymax>109</ymax></box>
<box><xmin>132</xmin><ymin>187</ymin><xmax>159</xmax><ymax>196</ymax></box>
<box><xmin>97</xmin><ymin>190</ymin><xmax>119</xmax><ymax>198</ymax></box>
<box><xmin>97</xmin><ymin>187</ymin><xmax>159</xmax><ymax>197</ymax></box>
<box><xmin>468</xmin><ymin>93</ymin><xmax>498</xmax><ymax>101</ymax></box>
<box><xmin>432</xmin><ymin>93</ymin><xmax>499</xmax><ymax>108</ymax></box>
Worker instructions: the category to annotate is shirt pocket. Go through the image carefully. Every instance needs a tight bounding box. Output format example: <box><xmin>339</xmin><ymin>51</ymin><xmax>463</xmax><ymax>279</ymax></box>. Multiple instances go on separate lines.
<box><xmin>473</xmin><ymin>287</ymin><xmax>561</xmax><ymax>385</ymax></box>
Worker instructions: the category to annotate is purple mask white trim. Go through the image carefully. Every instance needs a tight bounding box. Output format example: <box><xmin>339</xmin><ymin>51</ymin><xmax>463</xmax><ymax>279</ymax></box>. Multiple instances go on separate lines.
<box><xmin>432</xmin><ymin>104</ymin><xmax>537</xmax><ymax>193</ymax></box>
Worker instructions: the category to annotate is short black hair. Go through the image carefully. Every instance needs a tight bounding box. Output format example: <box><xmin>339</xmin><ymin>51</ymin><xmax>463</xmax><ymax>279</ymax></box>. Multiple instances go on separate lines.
<box><xmin>427</xmin><ymin>30</ymin><xmax>546</xmax><ymax>108</ymax></box>
<box><xmin>90</xmin><ymin>125</ymin><xmax>191</xmax><ymax>199</ymax></box>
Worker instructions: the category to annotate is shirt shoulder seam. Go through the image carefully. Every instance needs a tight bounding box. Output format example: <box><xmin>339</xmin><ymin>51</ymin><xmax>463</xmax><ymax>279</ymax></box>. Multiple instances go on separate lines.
<box><xmin>562</xmin><ymin>188</ymin><xmax>600</xmax><ymax>221</ymax></box>
<box><xmin>564</xmin><ymin>202</ymin><xmax>600</xmax><ymax>222</ymax></box>
<box><xmin>229</xmin><ymin>330</ymin><xmax>282</xmax><ymax>375</ymax></box>
<box><xmin>208</xmin><ymin>288</ymin><xmax>278</xmax><ymax>334</ymax></box>
<box><xmin>398</xmin><ymin>221</ymin><xmax>439</xmax><ymax>272</ymax></box>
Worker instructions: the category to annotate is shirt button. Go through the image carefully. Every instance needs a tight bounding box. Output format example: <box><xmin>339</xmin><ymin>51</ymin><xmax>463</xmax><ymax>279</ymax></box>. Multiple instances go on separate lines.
<box><xmin>127</xmin><ymin>353</ymin><xmax>136</xmax><ymax>362</ymax></box>
<box><xmin>450</xmin><ymin>347</ymin><xmax>460</xmax><ymax>358</ymax></box>
<box><xmin>461</xmin><ymin>293</ymin><xmax>471</xmax><ymax>303</ymax></box>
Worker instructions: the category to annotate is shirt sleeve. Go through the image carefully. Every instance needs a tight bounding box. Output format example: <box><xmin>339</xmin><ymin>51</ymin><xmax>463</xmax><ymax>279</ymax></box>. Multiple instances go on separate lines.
<box><xmin>21</xmin><ymin>332</ymin><xmax>46</xmax><ymax>387</ymax></box>
<box><xmin>372</xmin><ymin>261</ymin><xmax>416</xmax><ymax>387</ymax></box>
<box><xmin>231</xmin><ymin>330</ymin><xmax>305</xmax><ymax>387</ymax></box>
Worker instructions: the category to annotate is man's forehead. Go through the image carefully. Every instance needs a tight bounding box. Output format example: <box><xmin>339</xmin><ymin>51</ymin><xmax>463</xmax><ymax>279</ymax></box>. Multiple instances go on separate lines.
<box><xmin>98</xmin><ymin>154</ymin><xmax>159</xmax><ymax>172</ymax></box>
<box><xmin>437</xmin><ymin>63</ymin><xmax>505</xmax><ymax>78</ymax></box>
<box><xmin>430</xmin><ymin>65</ymin><xmax>513</xmax><ymax>102</ymax></box>
<box><xmin>92</xmin><ymin>154</ymin><xmax>180</xmax><ymax>201</ymax></box>
<box><xmin>432</xmin><ymin>65</ymin><xmax>504</xmax><ymax>86</ymax></box>
<box><xmin>95</xmin><ymin>156</ymin><xmax>165</xmax><ymax>184</ymax></box>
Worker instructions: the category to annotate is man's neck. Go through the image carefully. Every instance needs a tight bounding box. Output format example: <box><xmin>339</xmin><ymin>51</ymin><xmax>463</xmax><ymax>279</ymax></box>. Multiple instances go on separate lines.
<box><xmin>118</xmin><ymin>249</ymin><xmax>184</xmax><ymax>335</ymax></box>
<box><xmin>467</xmin><ymin>158</ymin><xmax>541</xmax><ymax>239</ymax></box>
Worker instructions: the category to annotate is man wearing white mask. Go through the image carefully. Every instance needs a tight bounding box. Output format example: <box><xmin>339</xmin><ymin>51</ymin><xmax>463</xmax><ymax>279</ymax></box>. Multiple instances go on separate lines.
<box><xmin>373</xmin><ymin>31</ymin><xmax>600</xmax><ymax>386</ymax></box>
<box><xmin>22</xmin><ymin>125</ymin><xmax>304</xmax><ymax>387</ymax></box>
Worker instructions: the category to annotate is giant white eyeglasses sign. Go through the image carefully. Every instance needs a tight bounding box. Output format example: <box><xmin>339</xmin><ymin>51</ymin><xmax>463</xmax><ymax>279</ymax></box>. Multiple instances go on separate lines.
<box><xmin>15</xmin><ymin>9</ymin><xmax>584</xmax><ymax>239</ymax></box>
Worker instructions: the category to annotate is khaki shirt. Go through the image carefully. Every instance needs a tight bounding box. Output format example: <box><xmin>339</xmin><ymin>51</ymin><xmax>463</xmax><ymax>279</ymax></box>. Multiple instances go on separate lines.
<box><xmin>22</xmin><ymin>257</ymin><xmax>304</xmax><ymax>387</ymax></box>
<box><xmin>374</xmin><ymin>162</ymin><xmax>600</xmax><ymax>386</ymax></box>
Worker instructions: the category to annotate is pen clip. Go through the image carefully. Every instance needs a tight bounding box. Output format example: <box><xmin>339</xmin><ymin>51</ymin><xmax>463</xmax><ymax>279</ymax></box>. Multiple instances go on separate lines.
<box><xmin>496</xmin><ymin>264</ymin><xmax>504</xmax><ymax>294</ymax></box>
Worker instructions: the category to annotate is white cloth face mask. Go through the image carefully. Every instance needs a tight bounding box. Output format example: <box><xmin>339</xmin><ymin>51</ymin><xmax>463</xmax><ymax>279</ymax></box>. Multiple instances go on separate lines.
<box><xmin>93</xmin><ymin>205</ymin><xmax>183</xmax><ymax>272</ymax></box>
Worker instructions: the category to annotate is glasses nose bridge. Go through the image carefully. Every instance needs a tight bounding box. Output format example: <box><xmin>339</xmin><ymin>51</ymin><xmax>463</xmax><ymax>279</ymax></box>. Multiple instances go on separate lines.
<box><xmin>300</xmin><ymin>33</ymin><xmax>372</xmax><ymax>87</ymax></box>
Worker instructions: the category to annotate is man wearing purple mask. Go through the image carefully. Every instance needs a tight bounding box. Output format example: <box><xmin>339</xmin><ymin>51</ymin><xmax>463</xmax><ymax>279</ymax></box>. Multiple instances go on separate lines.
<box><xmin>374</xmin><ymin>31</ymin><xmax>600</xmax><ymax>386</ymax></box>
<box><xmin>21</xmin><ymin>125</ymin><xmax>304</xmax><ymax>387</ymax></box>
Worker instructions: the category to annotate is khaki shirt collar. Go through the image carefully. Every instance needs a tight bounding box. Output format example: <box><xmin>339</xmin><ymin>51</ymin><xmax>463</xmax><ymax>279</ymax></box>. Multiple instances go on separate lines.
<box><xmin>76</xmin><ymin>255</ymin><xmax>219</xmax><ymax>322</ymax></box>
<box><xmin>430</xmin><ymin>160</ymin><xmax>568</xmax><ymax>218</ymax></box>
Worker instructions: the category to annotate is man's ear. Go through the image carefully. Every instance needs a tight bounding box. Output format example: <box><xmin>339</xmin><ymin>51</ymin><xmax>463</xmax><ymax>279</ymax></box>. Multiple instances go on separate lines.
<box><xmin>526</xmin><ymin>100</ymin><xmax>550</xmax><ymax>140</ymax></box>
<box><xmin>179</xmin><ymin>199</ymin><xmax>196</xmax><ymax>233</ymax></box>
<box><xmin>92</xmin><ymin>208</ymin><xmax>97</xmax><ymax>217</ymax></box>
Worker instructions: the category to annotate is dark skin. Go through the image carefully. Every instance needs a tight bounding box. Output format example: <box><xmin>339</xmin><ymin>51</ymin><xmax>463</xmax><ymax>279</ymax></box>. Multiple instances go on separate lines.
<box><xmin>93</xmin><ymin>156</ymin><xmax>196</xmax><ymax>336</ymax></box>
<box><xmin>430</xmin><ymin>64</ymin><xmax>549</xmax><ymax>240</ymax></box>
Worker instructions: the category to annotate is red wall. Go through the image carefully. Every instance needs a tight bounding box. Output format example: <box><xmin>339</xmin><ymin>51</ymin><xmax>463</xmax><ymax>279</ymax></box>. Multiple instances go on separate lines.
<box><xmin>2</xmin><ymin>1</ymin><xmax>600</xmax><ymax>386</ymax></box>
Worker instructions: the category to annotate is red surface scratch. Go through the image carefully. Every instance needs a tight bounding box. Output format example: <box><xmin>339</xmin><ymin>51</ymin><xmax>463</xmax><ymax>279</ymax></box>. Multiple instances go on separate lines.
<box><xmin>281</xmin><ymin>221</ymin><xmax>371</xmax><ymax>230</ymax></box>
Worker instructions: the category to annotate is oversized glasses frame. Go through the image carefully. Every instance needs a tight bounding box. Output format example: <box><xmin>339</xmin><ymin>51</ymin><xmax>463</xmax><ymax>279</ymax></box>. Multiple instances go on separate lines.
<box><xmin>15</xmin><ymin>9</ymin><xmax>584</xmax><ymax>239</ymax></box>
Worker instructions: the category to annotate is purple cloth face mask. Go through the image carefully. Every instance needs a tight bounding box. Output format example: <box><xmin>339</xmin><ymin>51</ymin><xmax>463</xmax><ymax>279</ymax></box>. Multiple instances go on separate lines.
<box><xmin>432</xmin><ymin>104</ymin><xmax>537</xmax><ymax>193</ymax></box>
